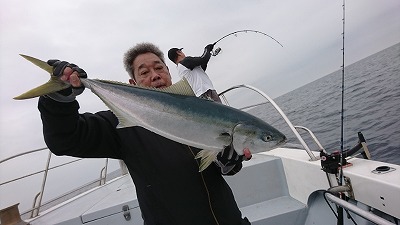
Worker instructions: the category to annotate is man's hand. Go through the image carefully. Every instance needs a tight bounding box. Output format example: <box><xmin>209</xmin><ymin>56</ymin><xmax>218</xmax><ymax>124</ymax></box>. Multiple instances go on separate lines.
<box><xmin>205</xmin><ymin>43</ymin><xmax>215</xmax><ymax>52</ymax></box>
<box><xmin>215</xmin><ymin>145</ymin><xmax>252</xmax><ymax>175</ymax></box>
<box><xmin>47</xmin><ymin>60</ymin><xmax>87</xmax><ymax>87</ymax></box>
<box><xmin>45</xmin><ymin>59</ymin><xmax>87</xmax><ymax>102</ymax></box>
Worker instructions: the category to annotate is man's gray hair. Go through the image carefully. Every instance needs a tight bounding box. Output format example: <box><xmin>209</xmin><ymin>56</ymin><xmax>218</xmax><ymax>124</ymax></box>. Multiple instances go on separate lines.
<box><xmin>123</xmin><ymin>42</ymin><xmax>166</xmax><ymax>79</ymax></box>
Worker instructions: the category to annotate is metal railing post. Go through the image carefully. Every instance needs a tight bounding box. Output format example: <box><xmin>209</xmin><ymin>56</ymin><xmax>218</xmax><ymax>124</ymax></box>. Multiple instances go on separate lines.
<box><xmin>31</xmin><ymin>151</ymin><xmax>52</xmax><ymax>217</ymax></box>
<box><xmin>295</xmin><ymin>126</ymin><xmax>327</xmax><ymax>153</ymax></box>
<box><xmin>119</xmin><ymin>160</ymin><xmax>129</xmax><ymax>175</ymax></box>
<box><xmin>99</xmin><ymin>158</ymin><xmax>108</xmax><ymax>185</ymax></box>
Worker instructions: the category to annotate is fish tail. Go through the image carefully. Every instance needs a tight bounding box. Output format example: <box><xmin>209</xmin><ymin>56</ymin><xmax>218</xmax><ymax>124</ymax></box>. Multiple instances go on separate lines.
<box><xmin>195</xmin><ymin>150</ymin><xmax>219</xmax><ymax>172</ymax></box>
<box><xmin>13</xmin><ymin>55</ymin><xmax>69</xmax><ymax>100</ymax></box>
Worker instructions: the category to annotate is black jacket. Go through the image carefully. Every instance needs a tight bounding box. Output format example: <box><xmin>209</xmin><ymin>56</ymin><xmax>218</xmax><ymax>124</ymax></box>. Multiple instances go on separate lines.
<box><xmin>38</xmin><ymin>96</ymin><xmax>244</xmax><ymax>225</ymax></box>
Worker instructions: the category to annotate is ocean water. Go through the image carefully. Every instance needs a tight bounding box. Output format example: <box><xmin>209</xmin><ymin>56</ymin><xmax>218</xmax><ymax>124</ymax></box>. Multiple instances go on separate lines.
<box><xmin>249</xmin><ymin>42</ymin><xmax>400</xmax><ymax>165</ymax></box>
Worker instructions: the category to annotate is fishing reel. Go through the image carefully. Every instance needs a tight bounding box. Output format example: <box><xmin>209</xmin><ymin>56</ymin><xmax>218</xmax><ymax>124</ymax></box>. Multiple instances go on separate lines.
<box><xmin>320</xmin><ymin>150</ymin><xmax>344</xmax><ymax>174</ymax></box>
<box><xmin>320</xmin><ymin>132</ymin><xmax>370</xmax><ymax>174</ymax></box>
<box><xmin>212</xmin><ymin>47</ymin><xmax>222</xmax><ymax>56</ymax></box>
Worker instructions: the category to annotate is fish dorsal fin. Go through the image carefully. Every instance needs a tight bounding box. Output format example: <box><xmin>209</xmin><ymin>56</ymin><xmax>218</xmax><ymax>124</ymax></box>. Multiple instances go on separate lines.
<box><xmin>97</xmin><ymin>78</ymin><xmax>195</xmax><ymax>96</ymax></box>
<box><xmin>136</xmin><ymin>78</ymin><xmax>195</xmax><ymax>96</ymax></box>
<box><xmin>159</xmin><ymin>78</ymin><xmax>195</xmax><ymax>96</ymax></box>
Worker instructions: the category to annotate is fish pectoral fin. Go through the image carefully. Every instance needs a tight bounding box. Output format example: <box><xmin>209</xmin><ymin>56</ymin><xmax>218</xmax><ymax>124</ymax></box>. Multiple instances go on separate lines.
<box><xmin>220</xmin><ymin>132</ymin><xmax>230</xmax><ymax>137</ymax></box>
<box><xmin>195</xmin><ymin>150</ymin><xmax>219</xmax><ymax>172</ymax></box>
<box><xmin>216</xmin><ymin>132</ymin><xmax>231</xmax><ymax>142</ymax></box>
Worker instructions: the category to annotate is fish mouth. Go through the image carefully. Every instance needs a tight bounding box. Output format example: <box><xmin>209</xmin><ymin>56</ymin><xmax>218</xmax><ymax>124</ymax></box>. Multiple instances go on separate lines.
<box><xmin>276</xmin><ymin>136</ymin><xmax>287</xmax><ymax>146</ymax></box>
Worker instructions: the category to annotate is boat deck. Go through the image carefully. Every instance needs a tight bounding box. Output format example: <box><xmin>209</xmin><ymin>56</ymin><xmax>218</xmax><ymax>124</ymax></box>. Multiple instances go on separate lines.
<box><xmin>28</xmin><ymin>153</ymin><xmax>309</xmax><ymax>225</ymax></box>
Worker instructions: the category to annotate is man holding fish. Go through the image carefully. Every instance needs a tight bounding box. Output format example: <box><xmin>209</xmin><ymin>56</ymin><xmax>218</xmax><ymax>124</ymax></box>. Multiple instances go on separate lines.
<box><xmin>36</xmin><ymin>43</ymin><xmax>256</xmax><ymax>225</ymax></box>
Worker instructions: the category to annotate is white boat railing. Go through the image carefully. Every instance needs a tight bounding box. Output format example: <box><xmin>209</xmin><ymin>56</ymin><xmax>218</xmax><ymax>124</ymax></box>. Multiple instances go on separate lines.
<box><xmin>294</xmin><ymin>126</ymin><xmax>327</xmax><ymax>153</ymax></box>
<box><xmin>325</xmin><ymin>193</ymin><xmax>396</xmax><ymax>225</ymax></box>
<box><xmin>219</xmin><ymin>84</ymin><xmax>318</xmax><ymax>161</ymax></box>
<box><xmin>0</xmin><ymin>147</ymin><xmax>111</xmax><ymax>219</ymax></box>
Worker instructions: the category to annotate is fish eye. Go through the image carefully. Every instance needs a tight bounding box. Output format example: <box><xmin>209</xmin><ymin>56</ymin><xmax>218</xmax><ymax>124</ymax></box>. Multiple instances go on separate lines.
<box><xmin>262</xmin><ymin>135</ymin><xmax>272</xmax><ymax>142</ymax></box>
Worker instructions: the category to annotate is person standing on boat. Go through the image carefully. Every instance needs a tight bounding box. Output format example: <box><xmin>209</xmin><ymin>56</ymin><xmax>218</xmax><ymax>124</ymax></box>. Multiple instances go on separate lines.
<box><xmin>168</xmin><ymin>44</ymin><xmax>222</xmax><ymax>103</ymax></box>
<box><xmin>38</xmin><ymin>42</ymin><xmax>251</xmax><ymax>225</ymax></box>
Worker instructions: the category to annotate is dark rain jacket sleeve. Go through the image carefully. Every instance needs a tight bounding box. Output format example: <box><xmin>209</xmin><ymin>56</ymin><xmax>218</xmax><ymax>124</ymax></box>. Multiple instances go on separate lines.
<box><xmin>180</xmin><ymin>47</ymin><xmax>212</xmax><ymax>71</ymax></box>
<box><xmin>38</xmin><ymin>96</ymin><xmax>123</xmax><ymax>159</ymax></box>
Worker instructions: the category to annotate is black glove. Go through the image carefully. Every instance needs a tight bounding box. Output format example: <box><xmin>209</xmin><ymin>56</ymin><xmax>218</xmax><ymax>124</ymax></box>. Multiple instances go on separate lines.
<box><xmin>45</xmin><ymin>59</ymin><xmax>87</xmax><ymax>102</ymax></box>
<box><xmin>205</xmin><ymin>43</ymin><xmax>214</xmax><ymax>52</ymax></box>
<box><xmin>47</xmin><ymin>59</ymin><xmax>87</xmax><ymax>79</ymax></box>
<box><xmin>215</xmin><ymin>145</ymin><xmax>245</xmax><ymax>175</ymax></box>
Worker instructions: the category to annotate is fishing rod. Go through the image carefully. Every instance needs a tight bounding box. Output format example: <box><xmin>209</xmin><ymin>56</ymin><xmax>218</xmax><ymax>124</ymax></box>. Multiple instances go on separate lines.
<box><xmin>211</xmin><ymin>29</ymin><xmax>283</xmax><ymax>56</ymax></box>
<box><xmin>319</xmin><ymin>2</ymin><xmax>349</xmax><ymax>225</ymax></box>
<box><xmin>338</xmin><ymin>0</ymin><xmax>346</xmax><ymax>224</ymax></box>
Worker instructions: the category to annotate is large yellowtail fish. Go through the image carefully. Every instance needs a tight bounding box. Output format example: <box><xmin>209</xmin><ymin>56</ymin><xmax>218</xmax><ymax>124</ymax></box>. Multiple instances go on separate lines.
<box><xmin>15</xmin><ymin>55</ymin><xmax>286</xmax><ymax>171</ymax></box>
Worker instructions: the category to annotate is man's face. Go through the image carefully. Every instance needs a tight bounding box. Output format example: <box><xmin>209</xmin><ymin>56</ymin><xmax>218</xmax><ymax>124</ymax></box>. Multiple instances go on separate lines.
<box><xmin>130</xmin><ymin>53</ymin><xmax>172</xmax><ymax>88</ymax></box>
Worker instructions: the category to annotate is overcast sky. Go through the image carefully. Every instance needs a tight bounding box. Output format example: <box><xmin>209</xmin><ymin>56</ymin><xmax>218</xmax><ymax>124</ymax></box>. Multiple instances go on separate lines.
<box><xmin>0</xmin><ymin>0</ymin><xmax>399</xmax><ymax>159</ymax></box>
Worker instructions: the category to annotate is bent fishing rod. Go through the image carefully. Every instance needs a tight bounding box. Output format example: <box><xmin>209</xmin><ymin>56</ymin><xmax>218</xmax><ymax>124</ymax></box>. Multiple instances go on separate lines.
<box><xmin>211</xmin><ymin>29</ymin><xmax>284</xmax><ymax>56</ymax></box>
